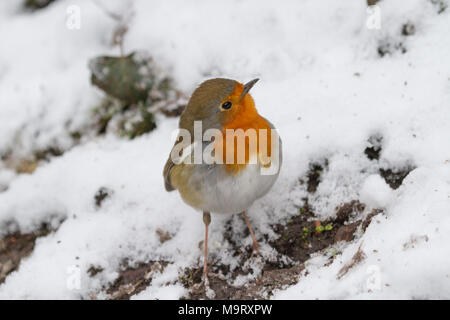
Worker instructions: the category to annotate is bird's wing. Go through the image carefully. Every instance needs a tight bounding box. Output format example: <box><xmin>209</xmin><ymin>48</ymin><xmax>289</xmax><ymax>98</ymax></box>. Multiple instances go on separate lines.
<box><xmin>163</xmin><ymin>135</ymin><xmax>189</xmax><ymax>192</ymax></box>
<box><xmin>163</xmin><ymin>155</ymin><xmax>176</xmax><ymax>192</ymax></box>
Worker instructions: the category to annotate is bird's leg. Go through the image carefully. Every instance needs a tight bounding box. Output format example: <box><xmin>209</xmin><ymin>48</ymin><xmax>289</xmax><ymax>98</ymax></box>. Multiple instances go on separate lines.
<box><xmin>202</xmin><ymin>211</ymin><xmax>211</xmax><ymax>285</ymax></box>
<box><xmin>242</xmin><ymin>211</ymin><xmax>260</xmax><ymax>258</ymax></box>
<box><xmin>196</xmin><ymin>211</ymin><xmax>225</xmax><ymax>291</ymax></box>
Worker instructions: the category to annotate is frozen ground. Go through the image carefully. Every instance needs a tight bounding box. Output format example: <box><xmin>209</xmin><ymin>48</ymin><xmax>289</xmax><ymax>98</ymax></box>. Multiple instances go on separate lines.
<box><xmin>0</xmin><ymin>0</ymin><xmax>450</xmax><ymax>299</ymax></box>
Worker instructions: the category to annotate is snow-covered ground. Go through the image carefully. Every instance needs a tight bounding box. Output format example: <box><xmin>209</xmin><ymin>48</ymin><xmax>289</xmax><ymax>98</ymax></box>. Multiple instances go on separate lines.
<box><xmin>1</xmin><ymin>0</ymin><xmax>450</xmax><ymax>299</ymax></box>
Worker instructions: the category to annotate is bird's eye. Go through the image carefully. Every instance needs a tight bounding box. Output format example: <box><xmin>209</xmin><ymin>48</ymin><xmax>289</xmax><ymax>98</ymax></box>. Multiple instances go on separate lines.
<box><xmin>221</xmin><ymin>101</ymin><xmax>232</xmax><ymax>110</ymax></box>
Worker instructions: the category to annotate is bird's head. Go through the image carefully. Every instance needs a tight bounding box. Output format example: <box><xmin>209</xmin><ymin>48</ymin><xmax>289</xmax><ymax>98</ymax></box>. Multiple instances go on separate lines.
<box><xmin>179</xmin><ymin>78</ymin><xmax>259</xmax><ymax>132</ymax></box>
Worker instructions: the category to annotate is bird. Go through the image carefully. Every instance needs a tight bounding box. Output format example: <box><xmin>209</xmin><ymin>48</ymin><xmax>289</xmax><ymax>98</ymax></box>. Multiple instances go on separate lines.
<box><xmin>163</xmin><ymin>78</ymin><xmax>282</xmax><ymax>285</ymax></box>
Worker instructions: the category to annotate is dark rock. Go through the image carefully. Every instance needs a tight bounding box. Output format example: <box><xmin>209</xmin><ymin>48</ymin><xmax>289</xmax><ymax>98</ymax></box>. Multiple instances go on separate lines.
<box><xmin>89</xmin><ymin>52</ymin><xmax>156</xmax><ymax>104</ymax></box>
<box><xmin>24</xmin><ymin>0</ymin><xmax>56</xmax><ymax>10</ymax></box>
<box><xmin>94</xmin><ymin>187</ymin><xmax>113</xmax><ymax>208</ymax></box>
<box><xmin>364</xmin><ymin>134</ymin><xmax>383</xmax><ymax>161</ymax></box>
<box><xmin>402</xmin><ymin>23</ymin><xmax>416</xmax><ymax>36</ymax></box>
<box><xmin>367</xmin><ymin>0</ymin><xmax>380</xmax><ymax>5</ymax></box>
<box><xmin>379</xmin><ymin>167</ymin><xmax>414</xmax><ymax>189</ymax></box>
<box><xmin>0</xmin><ymin>225</ymin><xmax>52</xmax><ymax>284</ymax></box>
<box><xmin>306</xmin><ymin>160</ymin><xmax>328</xmax><ymax>194</ymax></box>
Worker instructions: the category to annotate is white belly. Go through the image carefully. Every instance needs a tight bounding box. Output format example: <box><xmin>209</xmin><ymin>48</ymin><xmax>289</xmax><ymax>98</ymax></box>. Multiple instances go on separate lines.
<box><xmin>192</xmin><ymin>163</ymin><xmax>279</xmax><ymax>214</ymax></box>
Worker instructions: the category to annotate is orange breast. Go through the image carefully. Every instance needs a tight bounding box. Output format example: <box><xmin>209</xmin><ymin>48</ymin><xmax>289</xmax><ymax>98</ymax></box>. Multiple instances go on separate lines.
<box><xmin>219</xmin><ymin>91</ymin><xmax>272</xmax><ymax>174</ymax></box>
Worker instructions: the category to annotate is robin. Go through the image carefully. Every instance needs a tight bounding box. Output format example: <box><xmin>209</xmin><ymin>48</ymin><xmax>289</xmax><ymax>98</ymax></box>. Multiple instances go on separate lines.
<box><xmin>163</xmin><ymin>78</ymin><xmax>282</xmax><ymax>285</ymax></box>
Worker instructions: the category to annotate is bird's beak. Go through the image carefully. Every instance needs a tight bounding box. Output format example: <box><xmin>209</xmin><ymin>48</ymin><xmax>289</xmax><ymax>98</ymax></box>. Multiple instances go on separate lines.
<box><xmin>239</xmin><ymin>78</ymin><xmax>259</xmax><ymax>101</ymax></box>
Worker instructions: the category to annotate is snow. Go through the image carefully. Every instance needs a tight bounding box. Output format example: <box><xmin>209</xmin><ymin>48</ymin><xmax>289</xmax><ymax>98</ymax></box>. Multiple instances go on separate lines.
<box><xmin>275</xmin><ymin>166</ymin><xmax>450</xmax><ymax>299</ymax></box>
<box><xmin>0</xmin><ymin>0</ymin><xmax>450</xmax><ymax>299</ymax></box>
<box><xmin>360</xmin><ymin>174</ymin><xmax>393</xmax><ymax>208</ymax></box>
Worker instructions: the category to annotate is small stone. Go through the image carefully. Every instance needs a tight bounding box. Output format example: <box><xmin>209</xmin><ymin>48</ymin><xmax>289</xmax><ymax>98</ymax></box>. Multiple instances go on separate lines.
<box><xmin>94</xmin><ymin>187</ymin><xmax>113</xmax><ymax>208</ymax></box>
<box><xmin>334</xmin><ymin>222</ymin><xmax>359</xmax><ymax>242</ymax></box>
<box><xmin>156</xmin><ymin>228</ymin><xmax>172</xmax><ymax>244</ymax></box>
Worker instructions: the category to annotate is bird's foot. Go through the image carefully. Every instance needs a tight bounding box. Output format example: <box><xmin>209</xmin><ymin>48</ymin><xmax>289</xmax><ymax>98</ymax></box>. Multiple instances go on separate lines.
<box><xmin>202</xmin><ymin>264</ymin><xmax>226</xmax><ymax>282</ymax></box>
<box><xmin>192</xmin><ymin>280</ymin><xmax>215</xmax><ymax>298</ymax></box>
<box><xmin>193</xmin><ymin>266</ymin><xmax>225</xmax><ymax>288</ymax></box>
<box><xmin>206</xmin><ymin>272</ymin><xmax>226</xmax><ymax>281</ymax></box>
<box><xmin>192</xmin><ymin>269</ymin><xmax>223</xmax><ymax>298</ymax></box>
<box><xmin>242</xmin><ymin>242</ymin><xmax>264</xmax><ymax>273</ymax></box>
